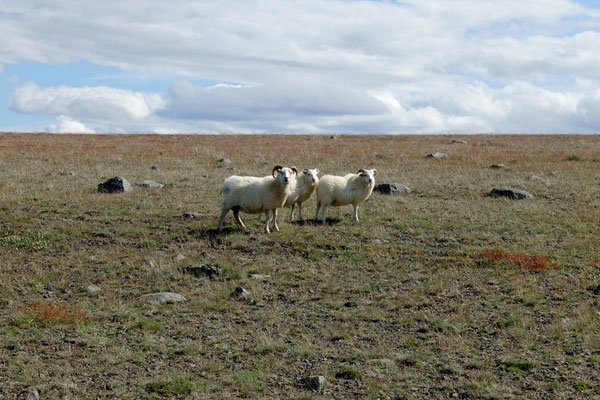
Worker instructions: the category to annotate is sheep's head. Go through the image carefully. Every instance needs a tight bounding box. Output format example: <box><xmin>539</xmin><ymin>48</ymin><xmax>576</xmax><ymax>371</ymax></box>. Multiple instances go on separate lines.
<box><xmin>302</xmin><ymin>168</ymin><xmax>320</xmax><ymax>185</ymax></box>
<box><xmin>272</xmin><ymin>165</ymin><xmax>297</xmax><ymax>185</ymax></box>
<box><xmin>357</xmin><ymin>169</ymin><xmax>378</xmax><ymax>184</ymax></box>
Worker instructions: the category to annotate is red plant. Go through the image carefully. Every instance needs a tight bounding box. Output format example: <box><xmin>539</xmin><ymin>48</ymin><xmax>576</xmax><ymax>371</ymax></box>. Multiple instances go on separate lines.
<box><xmin>476</xmin><ymin>249</ymin><xmax>552</xmax><ymax>271</ymax></box>
<box><xmin>21</xmin><ymin>302</ymin><xmax>88</xmax><ymax>326</ymax></box>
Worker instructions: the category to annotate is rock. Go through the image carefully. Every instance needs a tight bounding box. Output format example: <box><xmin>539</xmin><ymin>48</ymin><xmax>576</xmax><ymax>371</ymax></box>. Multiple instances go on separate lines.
<box><xmin>98</xmin><ymin>176</ymin><xmax>132</xmax><ymax>193</ymax></box>
<box><xmin>142</xmin><ymin>292</ymin><xmax>186</xmax><ymax>304</ymax></box>
<box><xmin>373</xmin><ymin>183</ymin><xmax>411</xmax><ymax>195</ymax></box>
<box><xmin>182</xmin><ymin>212</ymin><xmax>201</xmax><ymax>219</ymax></box>
<box><xmin>19</xmin><ymin>387</ymin><xmax>39</xmax><ymax>400</ymax></box>
<box><xmin>301</xmin><ymin>375</ymin><xmax>326</xmax><ymax>391</ymax></box>
<box><xmin>370</xmin><ymin>239</ymin><xmax>390</xmax><ymax>244</ymax></box>
<box><xmin>483</xmin><ymin>140</ymin><xmax>493</xmax><ymax>145</ymax></box>
<box><xmin>490</xmin><ymin>164</ymin><xmax>505</xmax><ymax>169</ymax></box>
<box><xmin>217</xmin><ymin>158</ymin><xmax>232</xmax><ymax>166</ymax></box>
<box><xmin>150</xmin><ymin>165</ymin><xmax>159</xmax><ymax>170</ymax></box>
<box><xmin>182</xmin><ymin>265</ymin><xmax>222</xmax><ymax>278</ymax></box>
<box><xmin>426</xmin><ymin>152</ymin><xmax>447</xmax><ymax>159</ymax></box>
<box><xmin>3</xmin><ymin>299</ymin><xmax>15</xmax><ymax>307</ymax></box>
<box><xmin>135</xmin><ymin>180</ymin><xmax>164</xmax><ymax>189</ymax></box>
<box><xmin>232</xmin><ymin>286</ymin><xmax>251</xmax><ymax>300</ymax></box>
<box><xmin>249</xmin><ymin>274</ymin><xmax>270</xmax><ymax>280</ymax></box>
<box><xmin>489</xmin><ymin>187</ymin><xmax>533</xmax><ymax>200</ymax></box>
<box><xmin>528</xmin><ymin>175</ymin><xmax>545</xmax><ymax>182</ymax></box>
<box><xmin>330</xmin><ymin>135</ymin><xmax>337</xmax><ymax>139</ymax></box>
<box><xmin>86</xmin><ymin>284</ymin><xmax>101</xmax><ymax>294</ymax></box>
<box><xmin>175</xmin><ymin>254</ymin><xmax>186</xmax><ymax>262</ymax></box>
<box><xmin>451</xmin><ymin>139</ymin><xmax>467</xmax><ymax>144</ymax></box>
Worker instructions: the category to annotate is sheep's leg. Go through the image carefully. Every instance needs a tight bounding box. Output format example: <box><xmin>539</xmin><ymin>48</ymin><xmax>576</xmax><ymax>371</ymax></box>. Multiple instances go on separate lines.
<box><xmin>352</xmin><ymin>204</ymin><xmax>359</xmax><ymax>222</ymax></box>
<box><xmin>263</xmin><ymin>211</ymin><xmax>271</xmax><ymax>234</ymax></box>
<box><xmin>233</xmin><ymin>208</ymin><xmax>245</xmax><ymax>227</ymax></box>
<box><xmin>289</xmin><ymin>203</ymin><xmax>295</xmax><ymax>221</ymax></box>
<box><xmin>217</xmin><ymin>208</ymin><xmax>230</xmax><ymax>232</ymax></box>
<box><xmin>320</xmin><ymin>205</ymin><xmax>329</xmax><ymax>224</ymax></box>
<box><xmin>272</xmin><ymin>208</ymin><xmax>280</xmax><ymax>232</ymax></box>
<box><xmin>315</xmin><ymin>203</ymin><xmax>321</xmax><ymax>221</ymax></box>
<box><xmin>297</xmin><ymin>203</ymin><xmax>304</xmax><ymax>221</ymax></box>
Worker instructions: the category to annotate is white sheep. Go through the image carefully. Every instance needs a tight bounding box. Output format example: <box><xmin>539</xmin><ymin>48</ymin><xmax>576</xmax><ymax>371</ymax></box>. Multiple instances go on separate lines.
<box><xmin>284</xmin><ymin>168</ymin><xmax>320</xmax><ymax>221</ymax></box>
<box><xmin>217</xmin><ymin>165</ymin><xmax>297</xmax><ymax>233</ymax></box>
<box><xmin>314</xmin><ymin>169</ymin><xmax>378</xmax><ymax>223</ymax></box>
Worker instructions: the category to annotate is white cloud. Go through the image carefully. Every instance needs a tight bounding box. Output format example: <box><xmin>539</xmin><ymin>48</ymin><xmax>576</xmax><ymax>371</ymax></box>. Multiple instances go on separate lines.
<box><xmin>2</xmin><ymin>0</ymin><xmax>600</xmax><ymax>133</ymax></box>
<box><xmin>47</xmin><ymin>115</ymin><xmax>95</xmax><ymax>134</ymax></box>
<box><xmin>9</xmin><ymin>82</ymin><xmax>165</xmax><ymax>121</ymax></box>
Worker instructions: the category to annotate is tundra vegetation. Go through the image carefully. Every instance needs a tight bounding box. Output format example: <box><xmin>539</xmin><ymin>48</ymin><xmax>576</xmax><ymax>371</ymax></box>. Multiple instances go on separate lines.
<box><xmin>0</xmin><ymin>133</ymin><xmax>599</xmax><ymax>399</ymax></box>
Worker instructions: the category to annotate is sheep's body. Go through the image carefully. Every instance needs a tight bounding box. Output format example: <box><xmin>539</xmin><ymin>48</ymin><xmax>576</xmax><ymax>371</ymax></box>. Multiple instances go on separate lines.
<box><xmin>315</xmin><ymin>169</ymin><xmax>377</xmax><ymax>223</ymax></box>
<box><xmin>284</xmin><ymin>168</ymin><xmax>319</xmax><ymax>221</ymax></box>
<box><xmin>217</xmin><ymin>166</ymin><xmax>296</xmax><ymax>233</ymax></box>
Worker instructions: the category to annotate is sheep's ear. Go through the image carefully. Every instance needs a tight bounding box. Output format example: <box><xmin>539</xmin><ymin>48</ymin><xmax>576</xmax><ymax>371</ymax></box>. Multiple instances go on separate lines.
<box><xmin>290</xmin><ymin>166</ymin><xmax>298</xmax><ymax>175</ymax></box>
<box><xmin>302</xmin><ymin>169</ymin><xmax>308</xmax><ymax>174</ymax></box>
<box><xmin>315</xmin><ymin>169</ymin><xmax>320</xmax><ymax>174</ymax></box>
<box><xmin>357</xmin><ymin>169</ymin><xmax>365</xmax><ymax>175</ymax></box>
<box><xmin>373</xmin><ymin>169</ymin><xmax>378</xmax><ymax>176</ymax></box>
<box><xmin>272</xmin><ymin>165</ymin><xmax>283</xmax><ymax>178</ymax></box>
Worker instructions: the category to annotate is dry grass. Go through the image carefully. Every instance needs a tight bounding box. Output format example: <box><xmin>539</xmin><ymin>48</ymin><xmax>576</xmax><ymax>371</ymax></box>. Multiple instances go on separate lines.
<box><xmin>1</xmin><ymin>132</ymin><xmax>600</xmax><ymax>399</ymax></box>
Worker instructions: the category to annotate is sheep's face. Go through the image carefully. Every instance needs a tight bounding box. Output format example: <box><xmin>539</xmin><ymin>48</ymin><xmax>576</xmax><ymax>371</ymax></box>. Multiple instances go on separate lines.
<box><xmin>358</xmin><ymin>169</ymin><xmax>377</xmax><ymax>184</ymax></box>
<box><xmin>273</xmin><ymin>166</ymin><xmax>297</xmax><ymax>185</ymax></box>
<box><xmin>302</xmin><ymin>168</ymin><xmax>320</xmax><ymax>185</ymax></box>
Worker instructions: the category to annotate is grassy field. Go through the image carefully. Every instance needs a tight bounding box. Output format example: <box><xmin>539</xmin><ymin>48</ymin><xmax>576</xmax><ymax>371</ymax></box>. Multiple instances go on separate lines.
<box><xmin>0</xmin><ymin>133</ymin><xmax>599</xmax><ymax>399</ymax></box>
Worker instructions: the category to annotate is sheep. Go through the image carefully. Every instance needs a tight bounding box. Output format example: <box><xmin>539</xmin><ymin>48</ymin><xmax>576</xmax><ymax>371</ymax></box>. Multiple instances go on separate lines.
<box><xmin>285</xmin><ymin>168</ymin><xmax>320</xmax><ymax>221</ymax></box>
<box><xmin>217</xmin><ymin>165</ymin><xmax>298</xmax><ymax>233</ymax></box>
<box><xmin>314</xmin><ymin>169</ymin><xmax>378</xmax><ymax>223</ymax></box>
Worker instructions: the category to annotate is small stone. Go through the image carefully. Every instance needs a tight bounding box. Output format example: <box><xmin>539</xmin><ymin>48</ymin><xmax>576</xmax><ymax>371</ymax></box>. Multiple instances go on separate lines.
<box><xmin>98</xmin><ymin>176</ymin><xmax>132</xmax><ymax>193</ymax></box>
<box><xmin>370</xmin><ymin>239</ymin><xmax>390</xmax><ymax>244</ymax></box>
<box><xmin>89</xmin><ymin>256</ymin><xmax>99</xmax><ymax>261</ymax></box>
<box><xmin>301</xmin><ymin>375</ymin><xmax>326</xmax><ymax>391</ymax></box>
<box><xmin>135</xmin><ymin>180</ymin><xmax>164</xmax><ymax>189</ymax></box>
<box><xmin>175</xmin><ymin>254</ymin><xmax>186</xmax><ymax>262</ymax></box>
<box><xmin>330</xmin><ymin>135</ymin><xmax>337</xmax><ymax>139</ymax></box>
<box><xmin>142</xmin><ymin>292</ymin><xmax>186</xmax><ymax>304</ymax></box>
<box><xmin>528</xmin><ymin>175</ymin><xmax>545</xmax><ymax>182</ymax></box>
<box><xmin>373</xmin><ymin>183</ymin><xmax>411</xmax><ymax>196</ymax></box>
<box><xmin>182</xmin><ymin>265</ymin><xmax>222</xmax><ymax>278</ymax></box>
<box><xmin>232</xmin><ymin>286</ymin><xmax>251</xmax><ymax>300</ymax></box>
<box><xmin>249</xmin><ymin>274</ymin><xmax>270</xmax><ymax>280</ymax></box>
<box><xmin>3</xmin><ymin>299</ymin><xmax>15</xmax><ymax>307</ymax></box>
<box><xmin>19</xmin><ymin>387</ymin><xmax>40</xmax><ymax>400</ymax></box>
<box><xmin>150</xmin><ymin>165</ymin><xmax>159</xmax><ymax>170</ymax></box>
<box><xmin>483</xmin><ymin>140</ymin><xmax>493</xmax><ymax>145</ymax></box>
<box><xmin>182</xmin><ymin>212</ymin><xmax>201</xmax><ymax>219</ymax></box>
<box><xmin>217</xmin><ymin>158</ymin><xmax>232</xmax><ymax>166</ymax></box>
<box><xmin>490</xmin><ymin>164</ymin><xmax>505</xmax><ymax>169</ymax></box>
<box><xmin>489</xmin><ymin>187</ymin><xmax>533</xmax><ymax>200</ymax></box>
<box><xmin>427</xmin><ymin>152</ymin><xmax>447</xmax><ymax>159</ymax></box>
<box><xmin>86</xmin><ymin>284</ymin><xmax>101</xmax><ymax>294</ymax></box>
<box><xmin>451</xmin><ymin>139</ymin><xmax>467</xmax><ymax>144</ymax></box>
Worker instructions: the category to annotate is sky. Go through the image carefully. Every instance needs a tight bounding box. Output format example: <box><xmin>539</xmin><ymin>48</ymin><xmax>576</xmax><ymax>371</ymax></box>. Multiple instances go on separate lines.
<box><xmin>1</xmin><ymin>0</ymin><xmax>599</xmax><ymax>134</ymax></box>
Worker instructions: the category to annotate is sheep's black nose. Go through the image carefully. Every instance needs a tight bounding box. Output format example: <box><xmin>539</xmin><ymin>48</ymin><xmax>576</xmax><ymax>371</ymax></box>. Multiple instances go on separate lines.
<box><xmin>284</xmin><ymin>177</ymin><xmax>288</xmax><ymax>182</ymax></box>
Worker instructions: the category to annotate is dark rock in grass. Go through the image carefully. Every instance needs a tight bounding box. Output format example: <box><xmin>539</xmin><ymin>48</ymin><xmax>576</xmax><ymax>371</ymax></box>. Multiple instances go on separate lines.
<box><xmin>182</xmin><ymin>265</ymin><xmax>222</xmax><ymax>278</ymax></box>
<box><xmin>589</xmin><ymin>283</ymin><xmax>600</xmax><ymax>295</ymax></box>
<box><xmin>374</xmin><ymin>183</ymin><xmax>411</xmax><ymax>196</ymax></box>
<box><xmin>301</xmin><ymin>375</ymin><xmax>326</xmax><ymax>391</ymax></box>
<box><xmin>182</xmin><ymin>212</ymin><xmax>201</xmax><ymax>219</ymax></box>
<box><xmin>19</xmin><ymin>387</ymin><xmax>39</xmax><ymax>400</ymax></box>
<box><xmin>135</xmin><ymin>180</ymin><xmax>164</xmax><ymax>189</ymax></box>
<box><xmin>150</xmin><ymin>165</ymin><xmax>159</xmax><ymax>170</ymax></box>
<box><xmin>427</xmin><ymin>152</ymin><xmax>447</xmax><ymax>159</ymax></box>
<box><xmin>489</xmin><ymin>187</ymin><xmax>533</xmax><ymax>200</ymax></box>
<box><xmin>3</xmin><ymin>299</ymin><xmax>15</xmax><ymax>307</ymax></box>
<box><xmin>98</xmin><ymin>176</ymin><xmax>132</xmax><ymax>193</ymax></box>
<box><xmin>142</xmin><ymin>292</ymin><xmax>186</xmax><ymax>304</ymax></box>
<box><xmin>232</xmin><ymin>286</ymin><xmax>251</xmax><ymax>300</ymax></box>
<box><xmin>483</xmin><ymin>140</ymin><xmax>493</xmax><ymax>146</ymax></box>
<box><xmin>490</xmin><ymin>164</ymin><xmax>505</xmax><ymax>169</ymax></box>
<box><xmin>451</xmin><ymin>139</ymin><xmax>467</xmax><ymax>144</ymax></box>
<box><xmin>217</xmin><ymin>158</ymin><xmax>232</xmax><ymax>166</ymax></box>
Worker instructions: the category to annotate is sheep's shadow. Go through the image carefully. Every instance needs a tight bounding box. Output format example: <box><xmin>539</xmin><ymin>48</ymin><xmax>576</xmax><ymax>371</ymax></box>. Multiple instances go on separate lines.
<box><xmin>291</xmin><ymin>218</ymin><xmax>342</xmax><ymax>226</ymax></box>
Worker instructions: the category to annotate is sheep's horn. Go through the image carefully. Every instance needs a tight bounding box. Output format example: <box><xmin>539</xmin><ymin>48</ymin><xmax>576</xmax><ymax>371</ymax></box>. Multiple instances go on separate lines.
<box><xmin>272</xmin><ymin>165</ymin><xmax>283</xmax><ymax>178</ymax></box>
<box><xmin>357</xmin><ymin>169</ymin><xmax>365</xmax><ymax>174</ymax></box>
<box><xmin>291</xmin><ymin>166</ymin><xmax>298</xmax><ymax>175</ymax></box>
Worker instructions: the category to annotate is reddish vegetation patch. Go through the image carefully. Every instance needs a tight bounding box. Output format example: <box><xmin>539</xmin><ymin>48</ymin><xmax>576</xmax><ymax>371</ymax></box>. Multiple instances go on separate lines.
<box><xmin>21</xmin><ymin>302</ymin><xmax>88</xmax><ymax>326</ymax></box>
<box><xmin>476</xmin><ymin>249</ymin><xmax>552</xmax><ymax>271</ymax></box>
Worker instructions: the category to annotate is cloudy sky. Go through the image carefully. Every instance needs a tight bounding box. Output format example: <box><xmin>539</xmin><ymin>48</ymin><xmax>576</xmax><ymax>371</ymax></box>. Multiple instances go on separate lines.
<box><xmin>1</xmin><ymin>0</ymin><xmax>599</xmax><ymax>134</ymax></box>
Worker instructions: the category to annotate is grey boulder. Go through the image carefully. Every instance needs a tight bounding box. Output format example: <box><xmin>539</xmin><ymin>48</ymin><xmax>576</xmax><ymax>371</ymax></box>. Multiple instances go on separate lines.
<box><xmin>98</xmin><ymin>176</ymin><xmax>132</xmax><ymax>193</ymax></box>
<box><xmin>489</xmin><ymin>187</ymin><xmax>533</xmax><ymax>200</ymax></box>
<box><xmin>374</xmin><ymin>183</ymin><xmax>411</xmax><ymax>195</ymax></box>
